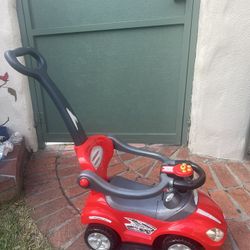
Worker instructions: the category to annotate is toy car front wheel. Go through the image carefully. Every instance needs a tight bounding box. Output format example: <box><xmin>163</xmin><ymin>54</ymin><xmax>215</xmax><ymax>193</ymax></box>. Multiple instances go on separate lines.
<box><xmin>84</xmin><ymin>224</ymin><xmax>120</xmax><ymax>250</ymax></box>
<box><xmin>161</xmin><ymin>235</ymin><xmax>204</xmax><ymax>250</ymax></box>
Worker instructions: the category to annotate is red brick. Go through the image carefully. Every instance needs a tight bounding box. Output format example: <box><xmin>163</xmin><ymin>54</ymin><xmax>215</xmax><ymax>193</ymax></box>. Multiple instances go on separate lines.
<box><xmin>28</xmin><ymin>156</ymin><xmax>56</xmax><ymax>166</ymax></box>
<box><xmin>31</xmin><ymin>197</ymin><xmax>69</xmax><ymax>221</ymax></box>
<box><xmin>71</xmin><ymin>192</ymin><xmax>89</xmax><ymax>212</ymax></box>
<box><xmin>0</xmin><ymin>159</ymin><xmax>16</xmax><ymax>176</ymax></box>
<box><xmin>60</xmin><ymin>174</ymin><xmax>78</xmax><ymax>189</ymax></box>
<box><xmin>26</xmin><ymin>188</ymin><xmax>63</xmax><ymax>208</ymax></box>
<box><xmin>49</xmin><ymin>216</ymin><xmax>84</xmax><ymax>248</ymax></box>
<box><xmin>58</xmin><ymin>166</ymin><xmax>81</xmax><ymax>177</ymax></box>
<box><xmin>227</xmin><ymin>162</ymin><xmax>250</xmax><ymax>183</ymax></box>
<box><xmin>160</xmin><ymin>146</ymin><xmax>179</xmax><ymax>157</ymax></box>
<box><xmin>243</xmin><ymin>162</ymin><xmax>250</xmax><ymax>170</ymax></box>
<box><xmin>25</xmin><ymin>164</ymin><xmax>55</xmax><ymax>176</ymax></box>
<box><xmin>25</xmin><ymin>179</ymin><xmax>59</xmax><ymax>195</ymax></box>
<box><xmin>246</xmin><ymin>220</ymin><xmax>250</xmax><ymax>229</ymax></box>
<box><xmin>128</xmin><ymin>157</ymin><xmax>155</xmax><ymax>171</ymax></box>
<box><xmin>25</xmin><ymin>169</ymin><xmax>57</xmax><ymax>182</ymax></box>
<box><xmin>210</xmin><ymin>190</ymin><xmax>239</xmax><ymax>219</ymax></box>
<box><xmin>32</xmin><ymin>150</ymin><xmax>57</xmax><ymax>158</ymax></box>
<box><xmin>244</xmin><ymin>183</ymin><xmax>250</xmax><ymax>193</ymax></box>
<box><xmin>57</xmin><ymin>156</ymin><xmax>78</xmax><ymax>166</ymax></box>
<box><xmin>228</xmin><ymin>188</ymin><xmax>250</xmax><ymax>215</ymax></box>
<box><xmin>118</xmin><ymin>153</ymin><xmax>137</xmax><ymax>161</ymax></box>
<box><xmin>109</xmin><ymin>155</ymin><xmax>120</xmax><ymax>166</ymax></box>
<box><xmin>228</xmin><ymin>221</ymin><xmax>250</xmax><ymax>250</ymax></box>
<box><xmin>174</xmin><ymin>147</ymin><xmax>190</xmax><ymax>160</ymax></box>
<box><xmin>24</xmin><ymin>174</ymin><xmax>58</xmax><ymax>185</ymax></box>
<box><xmin>64</xmin><ymin>185</ymin><xmax>86</xmax><ymax>199</ymax></box>
<box><xmin>136</xmin><ymin>177</ymin><xmax>155</xmax><ymax>186</ymax></box>
<box><xmin>210</xmin><ymin>162</ymin><xmax>238</xmax><ymax>188</ymax></box>
<box><xmin>0</xmin><ymin>176</ymin><xmax>15</xmax><ymax>192</ymax></box>
<box><xmin>37</xmin><ymin>207</ymin><xmax>76</xmax><ymax>234</ymax></box>
<box><xmin>147</xmin><ymin>162</ymin><xmax>161</xmax><ymax>182</ymax></box>
<box><xmin>0</xmin><ymin>187</ymin><xmax>17</xmax><ymax>203</ymax></box>
<box><xmin>120</xmin><ymin>171</ymin><xmax>139</xmax><ymax>181</ymax></box>
<box><xmin>67</xmin><ymin>233</ymin><xmax>89</xmax><ymax>250</ymax></box>
<box><xmin>137</xmin><ymin>165</ymin><xmax>152</xmax><ymax>176</ymax></box>
<box><xmin>221</xmin><ymin>235</ymin><xmax>233</xmax><ymax>250</ymax></box>
<box><xmin>107</xmin><ymin>163</ymin><xmax>127</xmax><ymax>178</ymax></box>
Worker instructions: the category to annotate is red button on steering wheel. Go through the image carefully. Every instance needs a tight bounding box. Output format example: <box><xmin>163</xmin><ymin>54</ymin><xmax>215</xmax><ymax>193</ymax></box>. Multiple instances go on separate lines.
<box><xmin>173</xmin><ymin>163</ymin><xmax>193</xmax><ymax>177</ymax></box>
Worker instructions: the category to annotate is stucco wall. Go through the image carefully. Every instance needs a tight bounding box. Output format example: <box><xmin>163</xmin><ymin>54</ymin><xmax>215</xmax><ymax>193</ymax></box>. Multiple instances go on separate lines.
<box><xmin>189</xmin><ymin>1</ymin><xmax>250</xmax><ymax>160</ymax></box>
<box><xmin>0</xmin><ymin>0</ymin><xmax>37</xmax><ymax>151</ymax></box>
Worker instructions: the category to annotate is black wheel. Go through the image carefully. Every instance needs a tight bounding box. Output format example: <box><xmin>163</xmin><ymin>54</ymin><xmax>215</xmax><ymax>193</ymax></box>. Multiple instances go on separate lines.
<box><xmin>161</xmin><ymin>235</ymin><xmax>204</xmax><ymax>250</ymax></box>
<box><xmin>84</xmin><ymin>224</ymin><xmax>120</xmax><ymax>250</ymax></box>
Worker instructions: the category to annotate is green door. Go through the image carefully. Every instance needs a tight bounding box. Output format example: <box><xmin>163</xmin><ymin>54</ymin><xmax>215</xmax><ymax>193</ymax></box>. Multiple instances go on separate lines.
<box><xmin>17</xmin><ymin>0</ymin><xmax>198</xmax><ymax>146</ymax></box>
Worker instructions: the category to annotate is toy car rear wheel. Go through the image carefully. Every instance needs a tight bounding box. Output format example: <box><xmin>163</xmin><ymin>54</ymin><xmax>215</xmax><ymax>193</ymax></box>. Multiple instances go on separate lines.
<box><xmin>84</xmin><ymin>224</ymin><xmax>120</xmax><ymax>250</ymax></box>
<box><xmin>161</xmin><ymin>235</ymin><xmax>204</xmax><ymax>250</ymax></box>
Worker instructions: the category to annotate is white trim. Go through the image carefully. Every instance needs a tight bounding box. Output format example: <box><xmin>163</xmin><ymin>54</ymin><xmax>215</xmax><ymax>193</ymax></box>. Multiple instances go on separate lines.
<box><xmin>196</xmin><ymin>208</ymin><xmax>221</xmax><ymax>224</ymax></box>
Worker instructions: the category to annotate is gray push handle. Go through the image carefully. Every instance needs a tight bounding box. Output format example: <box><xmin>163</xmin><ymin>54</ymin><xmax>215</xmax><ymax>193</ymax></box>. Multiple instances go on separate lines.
<box><xmin>4</xmin><ymin>47</ymin><xmax>88</xmax><ymax>146</ymax></box>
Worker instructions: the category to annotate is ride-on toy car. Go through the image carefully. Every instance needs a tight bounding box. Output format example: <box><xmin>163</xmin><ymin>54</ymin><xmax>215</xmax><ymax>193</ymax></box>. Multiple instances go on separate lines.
<box><xmin>5</xmin><ymin>48</ymin><xmax>227</xmax><ymax>250</ymax></box>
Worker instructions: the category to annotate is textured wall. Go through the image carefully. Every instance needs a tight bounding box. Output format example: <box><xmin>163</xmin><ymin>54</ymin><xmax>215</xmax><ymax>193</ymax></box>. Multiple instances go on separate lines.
<box><xmin>189</xmin><ymin>1</ymin><xmax>250</xmax><ymax>160</ymax></box>
<box><xmin>0</xmin><ymin>0</ymin><xmax>37</xmax><ymax>151</ymax></box>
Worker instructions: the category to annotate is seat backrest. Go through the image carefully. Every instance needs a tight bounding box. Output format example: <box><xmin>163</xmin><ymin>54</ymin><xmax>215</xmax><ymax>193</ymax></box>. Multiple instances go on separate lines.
<box><xmin>74</xmin><ymin>135</ymin><xmax>114</xmax><ymax>180</ymax></box>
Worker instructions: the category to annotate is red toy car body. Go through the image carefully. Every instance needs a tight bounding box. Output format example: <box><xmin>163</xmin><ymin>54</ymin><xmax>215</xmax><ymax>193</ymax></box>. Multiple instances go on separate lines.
<box><xmin>75</xmin><ymin>135</ymin><xmax>227</xmax><ymax>250</ymax></box>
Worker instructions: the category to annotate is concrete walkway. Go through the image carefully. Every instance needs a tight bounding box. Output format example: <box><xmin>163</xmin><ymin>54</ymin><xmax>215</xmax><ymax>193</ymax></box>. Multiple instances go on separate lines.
<box><xmin>24</xmin><ymin>144</ymin><xmax>250</xmax><ymax>250</ymax></box>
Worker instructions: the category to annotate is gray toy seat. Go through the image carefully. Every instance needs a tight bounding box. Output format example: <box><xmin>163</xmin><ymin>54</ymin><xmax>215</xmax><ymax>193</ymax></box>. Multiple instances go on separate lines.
<box><xmin>106</xmin><ymin>176</ymin><xmax>197</xmax><ymax>221</ymax></box>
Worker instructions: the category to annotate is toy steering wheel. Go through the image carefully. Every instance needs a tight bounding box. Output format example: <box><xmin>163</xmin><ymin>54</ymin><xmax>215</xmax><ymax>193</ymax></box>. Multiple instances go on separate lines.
<box><xmin>161</xmin><ymin>160</ymin><xmax>206</xmax><ymax>191</ymax></box>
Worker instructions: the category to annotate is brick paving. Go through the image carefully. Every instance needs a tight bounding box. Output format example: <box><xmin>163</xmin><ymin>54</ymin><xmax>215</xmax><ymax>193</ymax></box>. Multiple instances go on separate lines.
<box><xmin>0</xmin><ymin>142</ymin><xmax>27</xmax><ymax>203</ymax></box>
<box><xmin>24</xmin><ymin>144</ymin><xmax>250</xmax><ymax>250</ymax></box>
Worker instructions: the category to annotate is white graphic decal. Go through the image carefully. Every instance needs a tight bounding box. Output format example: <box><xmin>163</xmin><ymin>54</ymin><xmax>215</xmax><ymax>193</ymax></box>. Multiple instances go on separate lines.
<box><xmin>162</xmin><ymin>166</ymin><xmax>174</xmax><ymax>173</ymax></box>
<box><xmin>124</xmin><ymin>217</ymin><xmax>156</xmax><ymax>235</ymax></box>
<box><xmin>66</xmin><ymin>108</ymin><xmax>79</xmax><ymax>130</ymax></box>
<box><xmin>90</xmin><ymin>146</ymin><xmax>103</xmax><ymax>168</ymax></box>
<box><xmin>89</xmin><ymin>216</ymin><xmax>111</xmax><ymax>223</ymax></box>
<box><xmin>197</xmin><ymin>208</ymin><xmax>221</xmax><ymax>224</ymax></box>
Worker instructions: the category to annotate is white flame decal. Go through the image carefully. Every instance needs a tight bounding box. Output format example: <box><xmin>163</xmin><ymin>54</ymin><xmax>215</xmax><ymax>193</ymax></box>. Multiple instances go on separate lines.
<box><xmin>124</xmin><ymin>217</ymin><xmax>156</xmax><ymax>235</ymax></box>
<box><xmin>90</xmin><ymin>146</ymin><xmax>103</xmax><ymax>169</ymax></box>
<box><xmin>66</xmin><ymin>108</ymin><xmax>79</xmax><ymax>130</ymax></box>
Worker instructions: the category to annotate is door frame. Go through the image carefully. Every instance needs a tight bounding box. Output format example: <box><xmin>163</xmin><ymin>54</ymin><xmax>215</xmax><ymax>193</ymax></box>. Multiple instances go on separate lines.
<box><xmin>181</xmin><ymin>0</ymin><xmax>200</xmax><ymax>145</ymax></box>
<box><xmin>16</xmin><ymin>0</ymin><xmax>201</xmax><ymax>148</ymax></box>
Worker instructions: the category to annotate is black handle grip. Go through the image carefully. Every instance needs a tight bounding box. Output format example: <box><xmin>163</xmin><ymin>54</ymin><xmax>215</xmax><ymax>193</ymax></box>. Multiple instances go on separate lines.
<box><xmin>4</xmin><ymin>47</ymin><xmax>47</xmax><ymax>78</ymax></box>
<box><xmin>173</xmin><ymin>161</ymin><xmax>206</xmax><ymax>191</ymax></box>
<box><xmin>78</xmin><ymin>170</ymin><xmax>171</xmax><ymax>199</ymax></box>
